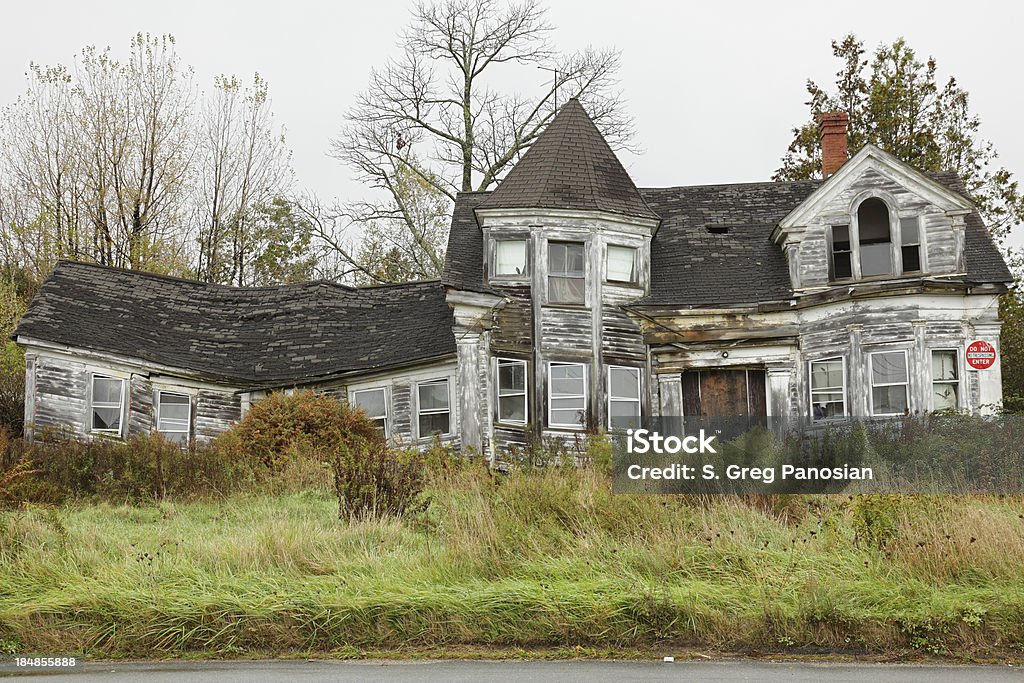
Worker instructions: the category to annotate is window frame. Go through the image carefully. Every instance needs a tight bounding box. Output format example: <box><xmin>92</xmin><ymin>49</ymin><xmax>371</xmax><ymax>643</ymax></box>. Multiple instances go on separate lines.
<box><xmin>832</xmin><ymin>195</ymin><xmax>927</xmax><ymax>283</ymax></box>
<box><xmin>495</xmin><ymin>358</ymin><xmax>529</xmax><ymax>426</ymax></box>
<box><xmin>808</xmin><ymin>356</ymin><xmax>847</xmax><ymax>421</ymax></box>
<box><xmin>828</xmin><ymin>224</ymin><xmax>853</xmax><ymax>282</ymax></box>
<box><xmin>548</xmin><ymin>361</ymin><xmax>588</xmax><ymax>429</ymax></box>
<box><xmin>605</xmin><ymin>244</ymin><xmax>638</xmax><ymax>285</ymax></box>
<box><xmin>351</xmin><ymin>386</ymin><xmax>389</xmax><ymax>436</ymax></box>
<box><xmin>930</xmin><ymin>348</ymin><xmax>962</xmax><ymax>412</ymax></box>
<box><xmin>899</xmin><ymin>215</ymin><xmax>923</xmax><ymax>274</ymax></box>
<box><xmin>155</xmin><ymin>390</ymin><xmax>192</xmax><ymax>445</ymax></box>
<box><xmin>868</xmin><ymin>349</ymin><xmax>910</xmax><ymax>417</ymax></box>
<box><xmin>546</xmin><ymin>240</ymin><xmax>587</xmax><ymax>305</ymax></box>
<box><xmin>491</xmin><ymin>238</ymin><xmax>529</xmax><ymax>279</ymax></box>
<box><xmin>607</xmin><ymin>365</ymin><xmax>642</xmax><ymax>430</ymax></box>
<box><xmin>415</xmin><ymin>377</ymin><xmax>453</xmax><ymax>439</ymax></box>
<box><xmin>90</xmin><ymin>373</ymin><xmax>126</xmax><ymax>436</ymax></box>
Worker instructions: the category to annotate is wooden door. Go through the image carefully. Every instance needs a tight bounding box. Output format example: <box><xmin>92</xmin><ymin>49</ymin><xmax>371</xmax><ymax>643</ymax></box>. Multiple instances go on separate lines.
<box><xmin>681</xmin><ymin>369</ymin><xmax>767</xmax><ymax>418</ymax></box>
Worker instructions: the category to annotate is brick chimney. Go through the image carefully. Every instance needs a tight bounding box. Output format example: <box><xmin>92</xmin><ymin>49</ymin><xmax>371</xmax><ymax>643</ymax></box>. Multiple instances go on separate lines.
<box><xmin>818</xmin><ymin>112</ymin><xmax>849</xmax><ymax>178</ymax></box>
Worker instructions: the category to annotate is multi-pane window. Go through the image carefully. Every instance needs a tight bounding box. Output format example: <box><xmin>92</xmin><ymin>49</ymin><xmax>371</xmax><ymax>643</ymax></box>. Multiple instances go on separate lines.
<box><xmin>549</xmin><ymin>362</ymin><xmax>587</xmax><ymax>428</ymax></box>
<box><xmin>417</xmin><ymin>378</ymin><xmax>451</xmax><ymax>437</ymax></box>
<box><xmin>548</xmin><ymin>242</ymin><xmax>585</xmax><ymax>304</ymax></box>
<box><xmin>809</xmin><ymin>357</ymin><xmax>846</xmax><ymax>420</ymax></box>
<box><xmin>858</xmin><ymin>198</ymin><xmax>894</xmax><ymax>277</ymax></box>
<box><xmin>497</xmin><ymin>359</ymin><xmax>528</xmax><ymax>424</ymax></box>
<box><xmin>932</xmin><ymin>350</ymin><xmax>960</xmax><ymax>411</ymax></box>
<box><xmin>830</xmin><ymin>225</ymin><xmax>852</xmax><ymax>280</ymax></box>
<box><xmin>156</xmin><ymin>391</ymin><xmax>191</xmax><ymax>445</ymax></box>
<box><xmin>870</xmin><ymin>350</ymin><xmax>909</xmax><ymax>415</ymax></box>
<box><xmin>91</xmin><ymin>375</ymin><xmax>125</xmax><ymax>434</ymax></box>
<box><xmin>608</xmin><ymin>366</ymin><xmax>641</xmax><ymax>430</ymax></box>
<box><xmin>494</xmin><ymin>239</ymin><xmax>527</xmax><ymax>276</ymax></box>
<box><xmin>606</xmin><ymin>245</ymin><xmax>637</xmax><ymax>284</ymax></box>
<box><xmin>900</xmin><ymin>217</ymin><xmax>922</xmax><ymax>273</ymax></box>
<box><xmin>352</xmin><ymin>387</ymin><xmax>388</xmax><ymax>434</ymax></box>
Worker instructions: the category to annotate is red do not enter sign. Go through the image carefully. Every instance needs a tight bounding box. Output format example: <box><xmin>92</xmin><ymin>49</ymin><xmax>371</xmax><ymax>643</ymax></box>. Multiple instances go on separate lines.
<box><xmin>966</xmin><ymin>340</ymin><xmax>997</xmax><ymax>370</ymax></box>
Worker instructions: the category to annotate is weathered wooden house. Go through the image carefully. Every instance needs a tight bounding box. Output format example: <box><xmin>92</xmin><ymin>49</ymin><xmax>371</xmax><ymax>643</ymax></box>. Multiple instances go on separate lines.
<box><xmin>14</xmin><ymin>101</ymin><xmax>1012</xmax><ymax>461</ymax></box>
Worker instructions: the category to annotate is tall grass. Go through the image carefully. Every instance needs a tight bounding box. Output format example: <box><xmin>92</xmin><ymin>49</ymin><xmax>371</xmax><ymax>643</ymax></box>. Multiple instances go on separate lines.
<box><xmin>1</xmin><ymin>466</ymin><xmax>1023</xmax><ymax>658</ymax></box>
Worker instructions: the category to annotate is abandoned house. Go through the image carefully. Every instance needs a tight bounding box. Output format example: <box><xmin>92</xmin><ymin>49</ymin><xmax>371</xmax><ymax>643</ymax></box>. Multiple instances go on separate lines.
<box><xmin>13</xmin><ymin>100</ymin><xmax>1012</xmax><ymax>460</ymax></box>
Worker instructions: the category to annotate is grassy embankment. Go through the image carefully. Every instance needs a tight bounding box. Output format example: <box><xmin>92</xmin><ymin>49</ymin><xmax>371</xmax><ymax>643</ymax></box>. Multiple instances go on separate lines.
<box><xmin>1</xmin><ymin>466</ymin><xmax>1024</xmax><ymax>660</ymax></box>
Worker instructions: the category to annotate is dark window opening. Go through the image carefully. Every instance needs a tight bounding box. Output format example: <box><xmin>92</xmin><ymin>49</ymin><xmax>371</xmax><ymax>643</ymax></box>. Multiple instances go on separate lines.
<box><xmin>900</xmin><ymin>216</ymin><xmax>922</xmax><ymax>273</ymax></box>
<box><xmin>831</xmin><ymin>224</ymin><xmax>852</xmax><ymax>280</ymax></box>
<box><xmin>858</xmin><ymin>198</ymin><xmax>893</xmax><ymax>277</ymax></box>
<box><xmin>706</xmin><ymin>225</ymin><xmax>729</xmax><ymax>235</ymax></box>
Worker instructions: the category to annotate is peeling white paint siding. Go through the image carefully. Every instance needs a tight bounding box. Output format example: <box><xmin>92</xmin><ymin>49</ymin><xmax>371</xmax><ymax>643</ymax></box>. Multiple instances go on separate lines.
<box><xmin>475</xmin><ymin>207</ymin><xmax>656</xmax><ymax>455</ymax></box>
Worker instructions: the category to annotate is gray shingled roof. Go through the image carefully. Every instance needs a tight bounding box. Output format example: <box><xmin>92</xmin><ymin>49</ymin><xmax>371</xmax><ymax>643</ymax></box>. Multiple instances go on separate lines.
<box><xmin>444</xmin><ymin>175</ymin><xmax>1011</xmax><ymax>307</ymax></box>
<box><xmin>476</xmin><ymin>99</ymin><xmax>659</xmax><ymax>221</ymax></box>
<box><xmin>15</xmin><ymin>261</ymin><xmax>456</xmax><ymax>385</ymax></box>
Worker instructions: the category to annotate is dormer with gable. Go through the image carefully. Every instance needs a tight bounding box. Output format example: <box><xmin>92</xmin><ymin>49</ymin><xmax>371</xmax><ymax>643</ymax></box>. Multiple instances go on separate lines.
<box><xmin>773</xmin><ymin>115</ymin><xmax>976</xmax><ymax>295</ymax></box>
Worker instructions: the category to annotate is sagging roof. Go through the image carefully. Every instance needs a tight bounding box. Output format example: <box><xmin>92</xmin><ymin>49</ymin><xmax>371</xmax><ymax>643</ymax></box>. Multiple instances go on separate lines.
<box><xmin>476</xmin><ymin>98</ymin><xmax>659</xmax><ymax>222</ymax></box>
<box><xmin>14</xmin><ymin>261</ymin><xmax>456</xmax><ymax>385</ymax></box>
<box><xmin>443</xmin><ymin>173</ymin><xmax>1012</xmax><ymax>308</ymax></box>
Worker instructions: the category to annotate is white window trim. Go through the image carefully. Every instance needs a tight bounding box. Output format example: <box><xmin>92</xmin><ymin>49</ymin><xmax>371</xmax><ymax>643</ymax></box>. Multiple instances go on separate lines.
<box><xmin>415</xmin><ymin>377</ymin><xmax>453</xmax><ymax>439</ymax></box>
<box><xmin>868</xmin><ymin>349</ymin><xmax>910</xmax><ymax>416</ymax></box>
<box><xmin>546</xmin><ymin>240</ymin><xmax>587</xmax><ymax>306</ymax></box>
<box><xmin>156</xmin><ymin>391</ymin><xmax>192</xmax><ymax>444</ymax></box>
<box><xmin>90</xmin><ymin>373</ymin><xmax>126</xmax><ymax>436</ymax></box>
<box><xmin>351</xmin><ymin>386</ymin><xmax>389</xmax><ymax>436</ymax></box>
<box><xmin>809</xmin><ymin>356</ymin><xmax>847</xmax><ymax>421</ymax></box>
<box><xmin>930</xmin><ymin>348</ymin><xmax>962</xmax><ymax>411</ymax></box>
<box><xmin>492</xmin><ymin>238</ymin><xmax>529</xmax><ymax>279</ymax></box>
<box><xmin>605</xmin><ymin>244</ymin><xmax>638</xmax><ymax>285</ymax></box>
<box><xmin>607</xmin><ymin>365</ymin><xmax>641</xmax><ymax>430</ymax></box>
<box><xmin>496</xmin><ymin>358</ymin><xmax>528</xmax><ymax>426</ymax></box>
<box><xmin>548</xmin><ymin>361</ymin><xmax>588</xmax><ymax>429</ymax></box>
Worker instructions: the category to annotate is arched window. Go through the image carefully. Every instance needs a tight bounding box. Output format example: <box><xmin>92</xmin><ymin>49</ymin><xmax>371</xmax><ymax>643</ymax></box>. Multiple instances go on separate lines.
<box><xmin>857</xmin><ymin>198</ymin><xmax>893</xmax><ymax>277</ymax></box>
<box><xmin>829</xmin><ymin>196</ymin><xmax>919</xmax><ymax>282</ymax></box>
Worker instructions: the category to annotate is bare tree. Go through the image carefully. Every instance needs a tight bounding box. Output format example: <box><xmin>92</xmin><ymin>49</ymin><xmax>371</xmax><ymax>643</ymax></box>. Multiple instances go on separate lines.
<box><xmin>329</xmin><ymin>0</ymin><xmax>631</xmax><ymax>283</ymax></box>
<box><xmin>196</xmin><ymin>74</ymin><xmax>293</xmax><ymax>285</ymax></box>
<box><xmin>74</xmin><ymin>34</ymin><xmax>196</xmax><ymax>272</ymax></box>
<box><xmin>0</xmin><ymin>33</ymin><xmax>300</xmax><ymax>286</ymax></box>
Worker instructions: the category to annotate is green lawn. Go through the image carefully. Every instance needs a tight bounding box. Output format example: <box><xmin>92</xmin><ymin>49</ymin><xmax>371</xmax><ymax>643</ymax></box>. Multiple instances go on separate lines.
<box><xmin>1</xmin><ymin>468</ymin><xmax>1023</xmax><ymax>659</ymax></box>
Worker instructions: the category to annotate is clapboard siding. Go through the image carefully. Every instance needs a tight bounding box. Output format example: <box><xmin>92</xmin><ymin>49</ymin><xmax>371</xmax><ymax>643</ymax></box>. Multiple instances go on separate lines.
<box><xmin>128</xmin><ymin>375</ymin><xmax>154</xmax><ymax>437</ymax></box>
<box><xmin>540</xmin><ymin>307</ymin><xmax>593</xmax><ymax>353</ymax></box>
<box><xmin>601</xmin><ymin>307</ymin><xmax>646</xmax><ymax>362</ymax></box>
<box><xmin>194</xmin><ymin>389</ymin><xmax>241</xmax><ymax>443</ymax></box>
<box><xmin>491</xmin><ymin>287</ymin><xmax>533</xmax><ymax>349</ymax></box>
<box><xmin>32</xmin><ymin>355</ymin><xmax>89</xmax><ymax>435</ymax></box>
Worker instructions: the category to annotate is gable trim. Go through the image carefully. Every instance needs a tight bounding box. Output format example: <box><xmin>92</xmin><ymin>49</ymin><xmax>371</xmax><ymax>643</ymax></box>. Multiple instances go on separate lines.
<box><xmin>775</xmin><ymin>144</ymin><xmax>975</xmax><ymax>239</ymax></box>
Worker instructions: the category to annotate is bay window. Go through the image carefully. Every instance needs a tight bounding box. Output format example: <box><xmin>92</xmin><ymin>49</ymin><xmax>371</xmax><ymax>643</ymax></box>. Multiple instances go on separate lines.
<box><xmin>809</xmin><ymin>357</ymin><xmax>846</xmax><ymax>420</ymax></box>
<box><xmin>549</xmin><ymin>362</ymin><xmax>587</xmax><ymax>428</ymax></box>
<box><xmin>870</xmin><ymin>350</ymin><xmax>909</xmax><ymax>416</ymax></box>
<box><xmin>931</xmin><ymin>350</ymin><xmax>960</xmax><ymax>411</ymax></box>
<box><xmin>548</xmin><ymin>242</ymin><xmax>585</xmax><ymax>304</ymax></box>
<box><xmin>607</xmin><ymin>365</ymin><xmax>641</xmax><ymax>429</ymax></box>
<box><xmin>497</xmin><ymin>359</ymin><xmax>528</xmax><ymax>424</ymax></box>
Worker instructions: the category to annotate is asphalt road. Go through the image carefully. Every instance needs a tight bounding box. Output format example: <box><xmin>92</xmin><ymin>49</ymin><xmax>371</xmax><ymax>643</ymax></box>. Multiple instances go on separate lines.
<box><xmin>2</xmin><ymin>660</ymin><xmax>1022</xmax><ymax>682</ymax></box>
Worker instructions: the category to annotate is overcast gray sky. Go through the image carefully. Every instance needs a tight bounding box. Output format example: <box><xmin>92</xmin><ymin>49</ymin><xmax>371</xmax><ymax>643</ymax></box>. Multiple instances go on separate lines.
<box><xmin>2</xmin><ymin>0</ymin><xmax>1022</xmax><ymax>243</ymax></box>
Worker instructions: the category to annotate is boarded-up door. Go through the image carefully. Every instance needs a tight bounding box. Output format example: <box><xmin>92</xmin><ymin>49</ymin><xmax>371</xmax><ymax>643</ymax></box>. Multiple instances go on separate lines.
<box><xmin>681</xmin><ymin>369</ymin><xmax>767</xmax><ymax>418</ymax></box>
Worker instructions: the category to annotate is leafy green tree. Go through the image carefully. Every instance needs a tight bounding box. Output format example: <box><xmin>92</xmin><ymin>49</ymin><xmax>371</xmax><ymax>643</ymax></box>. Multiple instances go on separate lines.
<box><xmin>776</xmin><ymin>34</ymin><xmax>1024</xmax><ymax>243</ymax></box>
<box><xmin>999</xmin><ymin>250</ymin><xmax>1024</xmax><ymax>411</ymax></box>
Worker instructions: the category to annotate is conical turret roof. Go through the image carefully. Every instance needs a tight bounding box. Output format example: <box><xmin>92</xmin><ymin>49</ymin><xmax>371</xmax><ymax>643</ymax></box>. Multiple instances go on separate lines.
<box><xmin>477</xmin><ymin>99</ymin><xmax>658</xmax><ymax>221</ymax></box>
